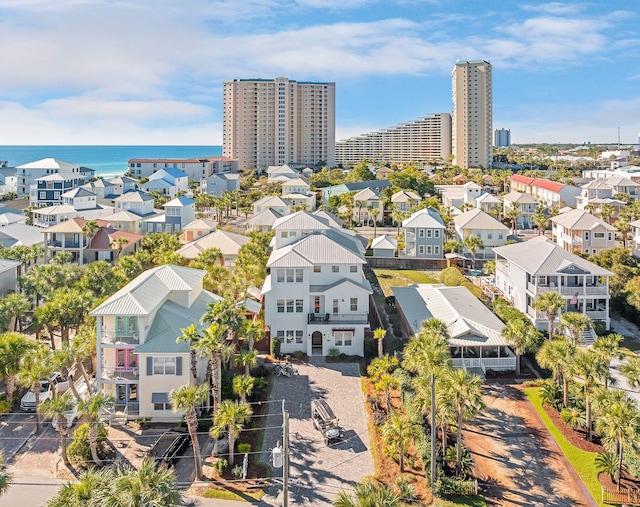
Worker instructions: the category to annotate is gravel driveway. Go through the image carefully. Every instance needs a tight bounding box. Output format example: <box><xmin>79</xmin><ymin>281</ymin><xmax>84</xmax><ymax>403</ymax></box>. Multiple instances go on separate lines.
<box><xmin>463</xmin><ymin>382</ymin><xmax>597</xmax><ymax>507</ymax></box>
<box><xmin>260</xmin><ymin>358</ymin><xmax>374</xmax><ymax>507</ymax></box>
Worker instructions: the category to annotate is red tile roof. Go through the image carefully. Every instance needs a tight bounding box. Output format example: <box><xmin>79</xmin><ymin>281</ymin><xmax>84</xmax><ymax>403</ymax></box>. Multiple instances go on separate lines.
<box><xmin>531</xmin><ymin>178</ymin><xmax>564</xmax><ymax>193</ymax></box>
<box><xmin>510</xmin><ymin>174</ymin><xmax>535</xmax><ymax>185</ymax></box>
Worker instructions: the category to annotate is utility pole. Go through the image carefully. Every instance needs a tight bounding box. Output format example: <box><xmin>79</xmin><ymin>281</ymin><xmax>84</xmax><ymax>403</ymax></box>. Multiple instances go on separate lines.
<box><xmin>283</xmin><ymin>403</ymin><xmax>289</xmax><ymax>507</ymax></box>
<box><xmin>430</xmin><ymin>372</ymin><xmax>436</xmax><ymax>487</ymax></box>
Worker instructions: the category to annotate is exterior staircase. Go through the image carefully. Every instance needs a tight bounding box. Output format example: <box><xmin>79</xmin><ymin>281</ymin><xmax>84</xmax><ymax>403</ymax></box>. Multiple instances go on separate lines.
<box><xmin>580</xmin><ymin>327</ymin><xmax>597</xmax><ymax>347</ymax></box>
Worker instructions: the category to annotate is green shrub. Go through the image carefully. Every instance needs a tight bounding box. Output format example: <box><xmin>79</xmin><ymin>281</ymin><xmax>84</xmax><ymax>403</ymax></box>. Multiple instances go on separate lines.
<box><xmin>67</xmin><ymin>423</ymin><xmax>108</xmax><ymax>467</ymax></box>
<box><xmin>270</xmin><ymin>337</ymin><xmax>281</xmax><ymax>357</ymax></box>
<box><xmin>440</xmin><ymin>267</ymin><xmax>466</xmax><ymax>286</ymax></box>
<box><xmin>237</xmin><ymin>443</ymin><xmax>251</xmax><ymax>454</ymax></box>
<box><xmin>327</xmin><ymin>348</ymin><xmax>340</xmax><ymax>358</ymax></box>
<box><xmin>291</xmin><ymin>350</ymin><xmax>307</xmax><ymax>360</ymax></box>
<box><xmin>221</xmin><ymin>369</ymin><xmax>234</xmax><ymax>401</ymax></box>
<box><xmin>0</xmin><ymin>395</ymin><xmax>12</xmax><ymax>414</ymax></box>
<box><xmin>232</xmin><ymin>465</ymin><xmax>243</xmax><ymax>478</ymax></box>
<box><xmin>214</xmin><ymin>458</ymin><xmax>228</xmax><ymax>474</ymax></box>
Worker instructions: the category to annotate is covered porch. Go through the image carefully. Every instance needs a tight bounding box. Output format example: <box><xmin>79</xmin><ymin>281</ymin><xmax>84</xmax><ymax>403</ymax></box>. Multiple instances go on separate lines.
<box><xmin>450</xmin><ymin>344</ymin><xmax>517</xmax><ymax>374</ymax></box>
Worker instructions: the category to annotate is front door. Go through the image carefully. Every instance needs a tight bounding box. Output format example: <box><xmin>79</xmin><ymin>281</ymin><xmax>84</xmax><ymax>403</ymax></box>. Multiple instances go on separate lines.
<box><xmin>311</xmin><ymin>331</ymin><xmax>323</xmax><ymax>356</ymax></box>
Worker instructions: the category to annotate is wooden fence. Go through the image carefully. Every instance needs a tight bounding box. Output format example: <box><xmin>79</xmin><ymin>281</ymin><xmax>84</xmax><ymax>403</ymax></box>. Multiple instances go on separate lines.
<box><xmin>602</xmin><ymin>486</ymin><xmax>640</xmax><ymax>505</ymax></box>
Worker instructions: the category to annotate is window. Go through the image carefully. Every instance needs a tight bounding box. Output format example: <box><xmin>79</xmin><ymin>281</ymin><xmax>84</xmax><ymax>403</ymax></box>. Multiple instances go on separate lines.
<box><xmin>334</xmin><ymin>330</ymin><xmax>353</xmax><ymax>347</ymax></box>
<box><xmin>153</xmin><ymin>357</ymin><xmax>176</xmax><ymax>375</ymax></box>
<box><xmin>152</xmin><ymin>392</ymin><xmax>171</xmax><ymax>411</ymax></box>
<box><xmin>427</xmin><ymin>229</ymin><xmax>432</xmax><ymax>238</ymax></box>
<box><xmin>434</xmin><ymin>229</ymin><xmax>440</xmax><ymax>238</ymax></box>
<box><xmin>314</xmin><ymin>266</ymin><xmax>321</xmax><ymax>273</ymax></box>
<box><xmin>435</xmin><ymin>246</ymin><xmax>440</xmax><ymax>255</ymax></box>
<box><xmin>333</xmin><ymin>299</ymin><xmax>339</xmax><ymax>314</ymax></box>
<box><xmin>418</xmin><ymin>245</ymin><xmax>425</xmax><ymax>255</ymax></box>
<box><xmin>585</xmin><ymin>232</ymin><xmax>590</xmax><ymax>241</ymax></box>
<box><xmin>39</xmin><ymin>191</ymin><xmax>46</xmax><ymax>199</ymax></box>
<box><xmin>487</xmin><ymin>232</ymin><xmax>493</xmax><ymax>239</ymax></box>
<box><xmin>350</xmin><ymin>298</ymin><xmax>358</xmax><ymax>312</ymax></box>
<box><xmin>427</xmin><ymin>245</ymin><xmax>433</xmax><ymax>254</ymax></box>
<box><xmin>418</xmin><ymin>229</ymin><xmax>425</xmax><ymax>238</ymax></box>
<box><xmin>116</xmin><ymin>316</ymin><xmax>137</xmax><ymax>335</ymax></box>
<box><xmin>296</xmin><ymin>330</ymin><xmax>303</xmax><ymax>344</ymax></box>
<box><xmin>498</xmin><ymin>232</ymin><xmax>503</xmax><ymax>240</ymax></box>
<box><xmin>286</xmin><ymin>269</ymin><xmax>294</xmax><ymax>283</ymax></box>
<box><xmin>277</xmin><ymin>300</ymin><xmax>285</xmax><ymax>313</ymax></box>
<box><xmin>332</xmin><ymin>266</ymin><xmax>339</xmax><ymax>273</ymax></box>
<box><xmin>281</xmin><ymin>231</ymin><xmax>288</xmax><ymax>238</ymax></box>
<box><xmin>286</xmin><ymin>299</ymin><xmax>294</xmax><ymax>312</ymax></box>
<box><xmin>277</xmin><ymin>269</ymin><xmax>285</xmax><ymax>282</ymax></box>
<box><xmin>593</xmin><ymin>232</ymin><xmax>605</xmax><ymax>239</ymax></box>
<box><xmin>350</xmin><ymin>266</ymin><xmax>358</xmax><ymax>273</ymax></box>
<box><xmin>295</xmin><ymin>269</ymin><xmax>303</xmax><ymax>282</ymax></box>
<box><xmin>295</xmin><ymin>300</ymin><xmax>303</xmax><ymax>313</ymax></box>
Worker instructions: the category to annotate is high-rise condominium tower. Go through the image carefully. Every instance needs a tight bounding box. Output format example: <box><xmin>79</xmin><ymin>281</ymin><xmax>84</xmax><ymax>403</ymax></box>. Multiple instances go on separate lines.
<box><xmin>222</xmin><ymin>77</ymin><xmax>335</xmax><ymax>171</ymax></box>
<box><xmin>451</xmin><ymin>60</ymin><xmax>493</xmax><ymax>169</ymax></box>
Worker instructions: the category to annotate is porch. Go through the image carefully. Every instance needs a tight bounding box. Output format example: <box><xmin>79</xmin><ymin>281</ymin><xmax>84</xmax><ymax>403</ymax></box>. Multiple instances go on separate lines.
<box><xmin>451</xmin><ymin>345</ymin><xmax>516</xmax><ymax>373</ymax></box>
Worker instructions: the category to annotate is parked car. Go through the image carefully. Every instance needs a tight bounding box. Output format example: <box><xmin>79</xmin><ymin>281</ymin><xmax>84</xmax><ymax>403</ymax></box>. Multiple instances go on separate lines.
<box><xmin>311</xmin><ymin>399</ymin><xmax>344</xmax><ymax>445</ymax></box>
<box><xmin>51</xmin><ymin>379</ymin><xmax>93</xmax><ymax>430</ymax></box>
<box><xmin>154</xmin><ymin>433</ymin><xmax>190</xmax><ymax>469</ymax></box>
<box><xmin>21</xmin><ymin>372</ymin><xmax>68</xmax><ymax>412</ymax></box>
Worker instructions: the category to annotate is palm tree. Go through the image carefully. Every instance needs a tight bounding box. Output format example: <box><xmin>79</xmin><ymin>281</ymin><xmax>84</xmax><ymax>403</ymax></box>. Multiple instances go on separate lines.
<box><xmin>71</xmin><ymin>325</ymin><xmax>96</xmax><ymax>393</ymax></box>
<box><xmin>77</xmin><ymin>392</ymin><xmax>113</xmax><ymax>466</ymax></box>
<box><xmin>616</xmin><ymin>218</ymin><xmax>631</xmax><ymax>248</ymax></box>
<box><xmin>80</xmin><ymin>220</ymin><xmax>99</xmax><ymax>240</ymax></box>
<box><xmin>506</xmin><ymin>207</ymin><xmax>520</xmax><ymax>234</ymax></box>
<box><xmin>232</xmin><ymin>375</ymin><xmax>255</xmax><ymax>404</ymax></box>
<box><xmin>42</xmin><ymin>393</ymin><xmax>76</xmax><ymax>466</ymax></box>
<box><xmin>243</xmin><ymin>319</ymin><xmax>264</xmax><ymax>352</ymax></box>
<box><xmin>4</xmin><ymin>293</ymin><xmax>30</xmax><ymax>332</ymax></box>
<box><xmin>558</xmin><ymin>312</ymin><xmax>592</xmax><ymax>346</ymax></box>
<box><xmin>235</xmin><ymin>350</ymin><xmax>257</xmax><ymax>376</ymax></box>
<box><xmin>502</xmin><ymin>318</ymin><xmax>540</xmax><ymax>376</ymax></box>
<box><xmin>0</xmin><ymin>332</ymin><xmax>32</xmax><ymax>401</ymax></box>
<box><xmin>18</xmin><ymin>345</ymin><xmax>54</xmax><ymax>435</ymax></box>
<box><xmin>375</xmin><ymin>372</ymin><xmax>400</xmax><ymax>413</ymax></box>
<box><xmin>210</xmin><ymin>400</ymin><xmax>253</xmax><ymax>466</ymax></box>
<box><xmin>533</xmin><ymin>291</ymin><xmax>566</xmax><ymax>338</ymax></box>
<box><xmin>333</xmin><ymin>479</ymin><xmax>401</xmax><ymax>507</ymax></box>
<box><xmin>438</xmin><ymin>368</ymin><xmax>485</xmax><ymax>473</ymax></box>
<box><xmin>380</xmin><ymin>411</ymin><xmax>421</xmax><ymax>473</ymax></box>
<box><xmin>593</xmin><ymin>333</ymin><xmax>623</xmax><ymax>388</ymax></box>
<box><xmin>373</xmin><ymin>328</ymin><xmax>386</xmax><ymax>358</ymax></box>
<box><xmin>170</xmin><ymin>384</ymin><xmax>208</xmax><ymax>479</ymax></box>
<box><xmin>402</xmin><ymin>319</ymin><xmax>451</xmax><ymax>376</ymax></box>
<box><xmin>368</xmin><ymin>206</ymin><xmax>380</xmax><ymax>237</ymax></box>
<box><xmin>595</xmin><ymin>396</ymin><xmax>640</xmax><ymax>491</ymax></box>
<box><xmin>463</xmin><ymin>235</ymin><xmax>484</xmax><ymax>269</ymax></box>
<box><xmin>110</xmin><ymin>236</ymin><xmax>130</xmax><ymax>260</ymax></box>
<box><xmin>204</xmin><ymin>299</ymin><xmax>244</xmax><ymax>345</ymax></box>
<box><xmin>536</xmin><ymin>338</ymin><xmax>574</xmax><ymax>407</ymax></box>
<box><xmin>599</xmin><ymin>204</ymin><xmax>615</xmax><ymax>224</ymax></box>
<box><xmin>197</xmin><ymin>323</ymin><xmax>226</xmax><ymax>413</ymax></box>
<box><xmin>620</xmin><ymin>356</ymin><xmax>640</xmax><ymax>389</ymax></box>
<box><xmin>355</xmin><ymin>200</ymin><xmax>365</xmax><ymax>226</ymax></box>
<box><xmin>532</xmin><ymin>212</ymin><xmax>549</xmax><ymax>236</ymax></box>
<box><xmin>177</xmin><ymin>324</ymin><xmax>201</xmax><ymax>383</ymax></box>
<box><xmin>0</xmin><ymin>452</ymin><xmax>11</xmax><ymax>498</ymax></box>
<box><xmin>572</xmin><ymin>349</ymin><xmax>608</xmax><ymax>441</ymax></box>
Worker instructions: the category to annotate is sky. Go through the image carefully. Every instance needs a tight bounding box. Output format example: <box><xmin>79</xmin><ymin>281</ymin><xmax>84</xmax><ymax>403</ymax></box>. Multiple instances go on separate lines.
<box><xmin>0</xmin><ymin>0</ymin><xmax>639</xmax><ymax>146</ymax></box>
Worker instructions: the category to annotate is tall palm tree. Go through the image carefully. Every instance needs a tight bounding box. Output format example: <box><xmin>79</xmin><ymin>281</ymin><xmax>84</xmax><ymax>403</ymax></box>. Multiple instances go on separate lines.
<box><xmin>243</xmin><ymin>319</ymin><xmax>264</xmax><ymax>352</ymax></box>
<box><xmin>558</xmin><ymin>312</ymin><xmax>592</xmax><ymax>346</ymax></box>
<box><xmin>595</xmin><ymin>396</ymin><xmax>640</xmax><ymax>491</ymax></box>
<box><xmin>77</xmin><ymin>392</ymin><xmax>113</xmax><ymax>466</ymax></box>
<box><xmin>204</xmin><ymin>299</ymin><xmax>244</xmax><ymax>346</ymax></box>
<box><xmin>232</xmin><ymin>375</ymin><xmax>255</xmax><ymax>404</ymax></box>
<box><xmin>533</xmin><ymin>291</ymin><xmax>566</xmax><ymax>338</ymax></box>
<box><xmin>170</xmin><ymin>384</ymin><xmax>208</xmax><ymax>479</ymax></box>
<box><xmin>18</xmin><ymin>345</ymin><xmax>54</xmax><ymax>435</ymax></box>
<box><xmin>197</xmin><ymin>323</ymin><xmax>226</xmax><ymax>413</ymax></box>
<box><xmin>210</xmin><ymin>400</ymin><xmax>253</xmax><ymax>466</ymax></box>
<box><xmin>110</xmin><ymin>236</ymin><xmax>130</xmax><ymax>260</ymax></box>
<box><xmin>463</xmin><ymin>235</ymin><xmax>484</xmax><ymax>269</ymax></box>
<box><xmin>177</xmin><ymin>324</ymin><xmax>201</xmax><ymax>384</ymax></box>
<box><xmin>593</xmin><ymin>333</ymin><xmax>623</xmax><ymax>388</ymax></box>
<box><xmin>373</xmin><ymin>328</ymin><xmax>386</xmax><ymax>358</ymax></box>
<box><xmin>70</xmin><ymin>325</ymin><xmax>96</xmax><ymax>393</ymax></box>
<box><xmin>235</xmin><ymin>350</ymin><xmax>257</xmax><ymax>376</ymax></box>
<box><xmin>620</xmin><ymin>356</ymin><xmax>640</xmax><ymax>389</ymax></box>
<box><xmin>42</xmin><ymin>393</ymin><xmax>76</xmax><ymax>466</ymax></box>
<box><xmin>616</xmin><ymin>218</ymin><xmax>631</xmax><ymax>248</ymax></box>
<box><xmin>380</xmin><ymin>411</ymin><xmax>421</xmax><ymax>473</ymax></box>
<box><xmin>572</xmin><ymin>349</ymin><xmax>608</xmax><ymax>442</ymax></box>
<box><xmin>536</xmin><ymin>338</ymin><xmax>575</xmax><ymax>407</ymax></box>
<box><xmin>402</xmin><ymin>319</ymin><xmax>451</xmax><ymax>376</ymax></box>
<box><xmin>438</xmin><ymin>369</ymin><xmax>485</xmax><ymax>473</ymax></box>
<box><xmin>375</xmin><ymin>373</ymin><xmax>400</xmax><ymax>413</ymax></box>
<box><xmin>502</xmin><ymin>318</ymin><xmax>540</xmax><ymax>376</ymax></box>
<box><xmin>0</xmin><ymin>332</ymin><xmax>32</xmax><ymax>401</ymax></box>
<box><xmin>532</xmin><ymin>212</ymin><xmax>549</xmax><ymax>236</ymax></box>
<box><xmin>4</xmin><ymin>293</ymin><xmax>30</xmax><ymax>332</ymax></box>
<box><xmin>506</xmin><ymin>207</ymin><xmax>520</xmax><ymax>234</ymax></box>
<box><xmin>368</xmin><ymin>206</ymin><xmax>380</xmax><ymax>237</ymax></box>
<box><xmin>0</xmin><ymin>452</ymin><xmax>11</xmax><ymax>498</ymax></box>
<box><xmin>599</xmin><ymin>204</ymin><xmax>615</xmax><ymax>224</ymax></box>
<box><xmin>53</xmin><ymin>346</ymin><xmax>83</xmax><ymax>402</ymax></box>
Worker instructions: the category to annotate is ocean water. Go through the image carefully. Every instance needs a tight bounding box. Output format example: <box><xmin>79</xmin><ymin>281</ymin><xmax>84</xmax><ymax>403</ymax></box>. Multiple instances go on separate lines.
<box><xmin>0</xmin><ymin>145</ymin><xmax>222</xmax><ymax>177</ymax></box>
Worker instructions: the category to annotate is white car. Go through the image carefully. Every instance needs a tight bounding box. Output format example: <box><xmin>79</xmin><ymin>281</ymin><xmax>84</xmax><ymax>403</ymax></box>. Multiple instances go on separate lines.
<box><xmin>51</xmin><ymin>379</ymin><xmax>92</xmax><ymax>430</ymax></box>
<box><xmin>20</xmin><ymin>372</ymin><xmax>67</xmax><ymax>412</ymax></box>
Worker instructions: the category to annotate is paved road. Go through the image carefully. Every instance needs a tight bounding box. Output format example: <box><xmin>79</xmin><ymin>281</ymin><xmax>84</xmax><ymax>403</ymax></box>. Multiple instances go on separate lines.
<box><xmin>0</xmin><ymin>412</ymin><xmax>37</xmax><ymax>462</ymax></box>
<box><xmin>260</xmin><ymin>358</ymin><xmax>373</xmax><ymax>507</ymax></box>
<box><xmin>0</xmin><ymin>476</ymin><xmax>65</xmax><ymax>507</ymax></box>
<box><xmin>464</xmin><ymin>382</ymin><xmax>597</xmax><ymax>507</ymax></box>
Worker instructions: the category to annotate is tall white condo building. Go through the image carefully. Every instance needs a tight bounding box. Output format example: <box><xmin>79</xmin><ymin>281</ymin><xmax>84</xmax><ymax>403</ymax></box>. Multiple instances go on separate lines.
<box><xmin>451</xmin><ymin>60</ymin><xmax>493</xmax><ymax>169</ymax></box>
<box><xmin>222</xmin><ymin>77</ymin><xmax>335</xmax><ymax>171</ymax></box>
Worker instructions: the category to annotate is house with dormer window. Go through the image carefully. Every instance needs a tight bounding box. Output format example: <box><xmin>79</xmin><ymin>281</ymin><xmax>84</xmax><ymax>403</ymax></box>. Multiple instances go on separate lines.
<box><xmin>92</xmin><ymin>265</ymin><xmax>222</xmax><ymax>421</ymax></box>
<box><xmin>262</xmin><ymin>211</ymin><xmax>371</xmax><ymax>356</ymax></box>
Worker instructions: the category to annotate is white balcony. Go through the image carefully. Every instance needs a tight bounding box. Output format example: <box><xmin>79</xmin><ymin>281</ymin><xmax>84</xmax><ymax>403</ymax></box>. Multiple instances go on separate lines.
<box><xmin>101</xmin><ymin>332</ymin><xmax>139</xmax><ymax>345</ymax></box>
<box><xmin>101</xmin><ymin>366</ymin><xmax>139</xmax><ymax>381</ymax></box>
<box><xmin>307</xmin><ymin>313</ymin><xmax>369</xmax><ymax>325</ymax></box>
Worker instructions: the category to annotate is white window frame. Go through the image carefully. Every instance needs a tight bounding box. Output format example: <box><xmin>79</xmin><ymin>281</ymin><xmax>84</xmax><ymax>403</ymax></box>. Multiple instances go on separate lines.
<box><xmin>418</xmin><ymin>245</ymin><xmax>425</xmax><ymax>255</ymax></box>
<box><xmin>350</xmin><ymin>298</ymin><xmax>358</xmax><ymax>312</ymax></box>
<box><xmin>277</xmin><ymin>300</ymin><xmax>285</xmax><ymax>313</ymax></box>
<box><xmin>153</xmin><ymin>357</ymin><xmax>176</xmax><ymax>375</ymax></box>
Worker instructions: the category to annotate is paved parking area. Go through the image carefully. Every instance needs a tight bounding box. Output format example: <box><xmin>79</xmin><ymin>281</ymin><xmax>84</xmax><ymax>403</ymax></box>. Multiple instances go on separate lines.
<box><xmin>0</xmin><ymin>412</ymin><xmax>38</xmax><ymax>463</ymax></box>
<box><xmin>463</xmin><ymin>382</ymin><xmax>596</xmax><ymax>507</ymax></box>
<box><xmin>260</xmin><ymin>359</ymin><xmax>374</xmax><ymax>507</ymax></box>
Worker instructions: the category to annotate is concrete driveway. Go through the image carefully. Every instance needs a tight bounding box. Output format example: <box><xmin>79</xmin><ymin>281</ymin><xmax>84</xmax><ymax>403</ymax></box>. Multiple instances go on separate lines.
<box><xmin>463</xmin><ymin>382</ymin><xmax>596</xmax><ymax>507</ymax></box>
<box><xmin>260</xmin><ymin>358</ymin><xmax>374</xmax><ymax>507</ymax></box>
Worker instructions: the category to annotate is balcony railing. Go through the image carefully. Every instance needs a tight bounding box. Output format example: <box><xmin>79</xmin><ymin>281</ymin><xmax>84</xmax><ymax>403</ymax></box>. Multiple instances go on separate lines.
<box><xmin>101</xmin><ymin>366</ymin><xmax>139</xmax><ymax>381</ymax></box>
<box><xmin>585</xmin><ymin>310</ymin><xmax>608</xmax><ymax>320</ymax></box>
<box><xmin>307</xmin><ymin>313</ymin><xmax>369</xmax><ymax>324</ymax></box>
<box><xmin>46</xmin><ymin>240</ymin><xmax>87</xmax><ymax>248</ymax></box>
<box><xmin>527</xmin><ymin>282</ymin><xmax>608</xmax><ymax>296</ymax></box>
<box><xmin>102</xmin><ymin>332</ymin><xmax>139</xmax><ymax>345</ymax></box>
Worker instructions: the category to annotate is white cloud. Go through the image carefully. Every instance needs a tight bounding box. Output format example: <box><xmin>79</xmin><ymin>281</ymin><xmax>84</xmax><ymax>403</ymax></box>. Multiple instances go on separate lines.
<box><xmin>520</xmin><ymin>2</ymin><xmax>584</xmax><ymax>15</ymax></box>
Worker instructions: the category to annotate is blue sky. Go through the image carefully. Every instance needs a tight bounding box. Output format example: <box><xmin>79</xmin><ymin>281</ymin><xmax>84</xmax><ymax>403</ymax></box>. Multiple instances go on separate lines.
<box><xmin>0</xmin><ymin>0</ymin><xmax>638</xmax><ymax>145</ymax></box>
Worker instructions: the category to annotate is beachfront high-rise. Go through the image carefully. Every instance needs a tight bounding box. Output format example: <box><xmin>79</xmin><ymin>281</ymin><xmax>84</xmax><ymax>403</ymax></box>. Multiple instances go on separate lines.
<box><xmin>335</xmin><ymin>113</ymin><xmax>452</xmax><ymax>165</ymax></box>
<box><xmin>222</xmin><ymin>77</ymin><xmax>335</xmax><ymax>171</ymax></box>
<box><xmin>451</xmin><ymin>60</ymin><xmax>493</xmax><ymax>169</ymax></box>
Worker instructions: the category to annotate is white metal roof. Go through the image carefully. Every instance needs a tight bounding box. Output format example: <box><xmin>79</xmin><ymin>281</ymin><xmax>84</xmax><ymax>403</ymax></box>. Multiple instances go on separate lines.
<box><xmin>175</xmin><ymin>229</ymin><xmax>251</xmax><ymax>259</ymax></box>
<box><xmin>454</xmin><ymin>208</ymin><xmax>509</xmax><ymax>231</ymax></box>
<box><xmin>371</xmin><ymin>234</ymin><xmax>397</xmax><ymax>250</ymax></box>
<box><xmin>267</xmin><ymin>232</ymin><xmax>365</xmax><ymax>268</ymax></box>
<box><xmin>393</xmin><ymin>284</ymin><xmax>508</xmax><ymax>347</ymax></box>
<box><xmin>550</xmin><ymin>209</ymin><xmax>615</xmax><ymax>231</ymax></box>
<box><xmin>402</xmin><ymin>207</ymin><xmax>446</xmax><ymax>228</ymax></box>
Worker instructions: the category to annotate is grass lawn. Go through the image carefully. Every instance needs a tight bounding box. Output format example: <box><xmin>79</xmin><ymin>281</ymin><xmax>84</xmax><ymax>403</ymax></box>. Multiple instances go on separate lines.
<box><xmin>523</xmin><ymin>387</ymin><xmax>605</xmax><ymax>507</ymax></box>
<box><xmin>373</xmin><ymin>269</ymin><xmax>440</xmax><ymax>296</ymax></box>
<box><xmin>203</xmin><ymin>488</ymin><xmax>266</xmax><ymax>501</ymax></box>
<box><xmin>433</xmin><ymin>495</ymin><xmax>487</xmax><ymax>506</ymax></box>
